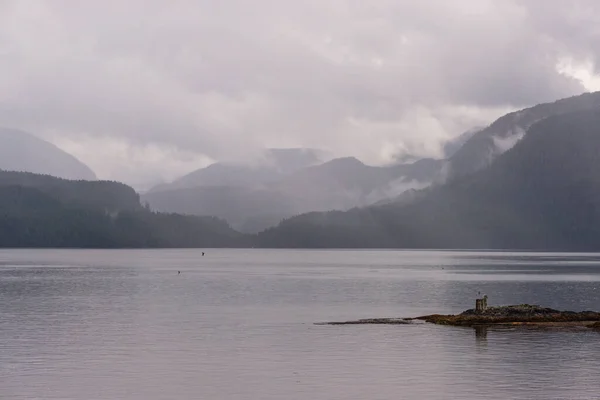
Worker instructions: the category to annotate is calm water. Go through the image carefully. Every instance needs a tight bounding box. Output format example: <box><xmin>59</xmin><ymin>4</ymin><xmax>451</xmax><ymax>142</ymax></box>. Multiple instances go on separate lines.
<box><xmin>1</xmin><ymin>250</ymin><xmax>600</xmax><ymax>400</ymax></box>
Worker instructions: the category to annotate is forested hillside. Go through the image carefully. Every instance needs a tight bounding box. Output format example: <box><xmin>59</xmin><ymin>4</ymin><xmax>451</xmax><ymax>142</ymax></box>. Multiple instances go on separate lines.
<box><xmin>447</xmin><ymin>91</ymin><xmax>600</xmax><ymax>181</ymax></box>
<box><xmin>0</xmin><ymin>172</ymin><xmax>246</xmax><ymax>248</ymax></box>
<box><xmin>0</xmin><ymin>170</ymin><xmax>141</xmax><ymax>212</ymax></box>
<box><xmin>256</xmin><ymin>109</ymin><xmax>600</xmax><ymax>250</ymax></box>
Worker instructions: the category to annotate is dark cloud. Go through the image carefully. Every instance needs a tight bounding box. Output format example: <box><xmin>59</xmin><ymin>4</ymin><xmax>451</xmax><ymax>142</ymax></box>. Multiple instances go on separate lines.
<box><xmin>0</xmin><ymin>0</ymin><xmax>597</xmax><ymax>186</ymax></box>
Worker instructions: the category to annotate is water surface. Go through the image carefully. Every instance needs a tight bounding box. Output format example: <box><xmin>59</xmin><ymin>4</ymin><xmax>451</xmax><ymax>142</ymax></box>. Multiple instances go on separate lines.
<box><xmin>1</xmin><ymin>249</ymin><xmax>599</xmax><ymax>399</ymax></box>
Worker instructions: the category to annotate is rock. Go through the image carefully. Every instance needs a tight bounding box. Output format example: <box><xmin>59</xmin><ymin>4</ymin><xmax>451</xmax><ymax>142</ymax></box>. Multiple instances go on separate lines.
<box><xmin>460</xmin><ymin>304</ymin><xmax>560</xmax><ymax>317</ymax></box>
<box><xmin>415</xmin><ymin>305</ymin><xmax>600</xmax><ymax>327</ymax></box>
<box><xmin>316</xmin><ymin>303</ymin><xmax>600</xmax><ymax>329</ymax></box>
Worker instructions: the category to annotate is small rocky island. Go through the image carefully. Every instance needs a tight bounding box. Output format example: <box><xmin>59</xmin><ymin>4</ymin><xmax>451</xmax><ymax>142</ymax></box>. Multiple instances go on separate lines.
<box><xmin>318</xmin><ymin>296</ymin><xmax>600</xmax><ymax>329</ymax></box>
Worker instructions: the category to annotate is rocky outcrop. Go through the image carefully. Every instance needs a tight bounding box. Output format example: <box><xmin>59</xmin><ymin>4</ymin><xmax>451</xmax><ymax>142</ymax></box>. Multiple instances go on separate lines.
<box><xmin>317</xmin><ymin>303</ymin><xmax>600</xmax><ymax>328</ymax></box>
<box><xmin>415</xmin><ymin>305</ymin><xmax>600</xmax><ymax>327</ymax></box>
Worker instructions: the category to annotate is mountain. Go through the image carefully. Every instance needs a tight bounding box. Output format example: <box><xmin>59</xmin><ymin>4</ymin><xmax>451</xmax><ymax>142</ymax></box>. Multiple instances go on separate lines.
<box><xmin>149</xmin><ymin>163</ymin><xmax>282</xmax><ymax>193</ymax></box>
<box><xmin>149</xmin><ymin>148</ymin><xmax>328</xmax><ymax>193</ymax></box>
<box><xmin>0</xmin><ymin>170</ymin><xmax>140</xmax><ymax>212</ymax></box>
<box><xmin>256</xmin><ymin>107</ymin><xmax>600</xmax><ymax>250</ymax></box>
<box><xmin>443</xmin><ymin>128</ymin><xmax>480</xmax><ymax>158</ymax></box>
<box><xmin>142</xmin><ymin>156</ymin><xmax>444</xmax><ymax>232</ymax></box>
<box><xmin>262</xmin><ymin>148</ymin><xmax>332</xmax><ymax>174</ymax></box>
<box><xmin>142</xmin><ymin>185</ymin><xmax>295</xmax><ymax>233</ymax></box>
<box><xmin>447</xmin><ymin>91</ymin><xmax>600</xmax><ymax>181</ymax></box>
<box><xmin>0</xmin><ymin>170</ymin><xmax>245</xmax><ymax>248</ymax></box>
<box><xmin>270</xmin><ymin>157</ymin><xmax>442</xmax><ymax>210</ymax></box>
<box><xmin>0</xmin><ymin>128</ymin><xmax>97</xmax><ymax>180</ymax></box>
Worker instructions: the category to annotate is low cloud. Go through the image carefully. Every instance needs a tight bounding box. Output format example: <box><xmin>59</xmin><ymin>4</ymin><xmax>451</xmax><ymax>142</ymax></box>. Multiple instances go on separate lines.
<box><xmin>0</xmin><ymin>0</ymin><xmax>598</xmax><ymax>185</ymax></box>
<box><xmin>492</xmin><ymin>127</ymin><xmax>526</xmax><ymax>155</ymax></box>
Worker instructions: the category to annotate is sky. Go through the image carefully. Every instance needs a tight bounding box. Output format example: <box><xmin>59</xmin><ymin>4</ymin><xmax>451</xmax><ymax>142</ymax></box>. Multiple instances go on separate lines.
<box><xmin>0</xmin><ymin>0</ymin><xmax>599</xmax><ymax>188</ymax></box>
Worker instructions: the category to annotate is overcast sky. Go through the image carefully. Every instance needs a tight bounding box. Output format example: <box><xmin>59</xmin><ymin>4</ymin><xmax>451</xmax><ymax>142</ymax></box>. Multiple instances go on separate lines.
<box><xmin>0</xmin><ymin>0</ymin><xmax>599</xmax><ymax>188</ymax></box>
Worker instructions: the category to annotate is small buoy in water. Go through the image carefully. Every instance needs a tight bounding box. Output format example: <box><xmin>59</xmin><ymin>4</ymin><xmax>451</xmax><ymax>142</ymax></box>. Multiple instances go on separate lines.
<box><xmin>202</xmin><ymin>252</ymin><xmax>205</xmax><ymax>256</ymax></box>
<box><xmin>178</xmin><ymin>271</ymin><xmax>181</xmax><ymax>274</ymax></box>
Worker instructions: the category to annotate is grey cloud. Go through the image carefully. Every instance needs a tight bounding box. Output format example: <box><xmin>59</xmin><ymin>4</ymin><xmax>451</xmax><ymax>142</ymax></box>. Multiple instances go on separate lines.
<box><xmin>0</xmin><ymin>0</ymin><xmax>597</xmax><ymax>185</ymax></box>
<box><xmin>519</xmin><ymin>0</ymin><xmax>600</xmax><ymax>66</ymax></box>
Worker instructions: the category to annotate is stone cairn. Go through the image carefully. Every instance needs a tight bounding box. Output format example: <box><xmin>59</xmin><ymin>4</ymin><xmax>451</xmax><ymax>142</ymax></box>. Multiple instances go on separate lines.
<box><xmin>475</xmin><ymin>295</ymin><xmax>488</xmax><ymax>313</ymax></box>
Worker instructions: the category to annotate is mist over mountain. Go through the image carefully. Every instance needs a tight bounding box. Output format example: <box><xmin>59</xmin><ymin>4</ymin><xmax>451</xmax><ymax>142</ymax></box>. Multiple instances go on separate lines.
<box><xmin>142</xmin><ymin>151</ymin><xmax>443</xmax><ymax>232</ymax></box>
<box><xmin>269</xmin><ymin>156</ymin><xmax>442</xmax><ymax>210</ymax></box>
<box><xmin>3</xmin><ymin>93</ymin><xmax>600</xmax><ymax>249</ymax></box>
<box><xmin>149</xmin><ymin>148</ymin><xmax>328</xmax><ymax>193</ymax></box>
<box><xmin>142</xmin><ymin>185</ymin><xmax>294</xmax><ymax>234</ymax></box>
<box><xmin>0</xmin><ymin>128</ymin><xmax>97</xmax><ymax>181</ymax></box>
<box><xmin>447</xmin><ymin>92</ymin><xmax>600</xmax><ymax>181</ymax></box>
<box><xmin>1</xmin><ymin>2</ymin><xmax>599</xmax><ymax>252</ymax></box>
<box><xmin>443</xmin><ymin>128</ymin><xmax>480</xmax><ymax>158</ymax></box>
<box><xmin>256</xmin><ymin>106</ymin><xmax>600</xmax><ymax>250</ymax></box>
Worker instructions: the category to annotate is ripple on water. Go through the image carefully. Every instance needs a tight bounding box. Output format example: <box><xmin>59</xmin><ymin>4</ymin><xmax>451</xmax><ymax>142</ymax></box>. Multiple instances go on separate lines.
<box><xmin>1</xmin><ymin>249</ymin><xmax>600</xmax><ymax>400</ymax></box>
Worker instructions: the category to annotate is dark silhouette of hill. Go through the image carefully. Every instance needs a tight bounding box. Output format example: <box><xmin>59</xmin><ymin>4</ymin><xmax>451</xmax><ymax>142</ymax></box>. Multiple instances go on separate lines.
<box><xmin>0</xmin><ymin>170</ymin><xmax>140</xmax><ymax>212</ymax></box>
<box><xmin>0</xmin><ymin>171</ymin><xmax>245</xmax><ymax>248</ymax></box>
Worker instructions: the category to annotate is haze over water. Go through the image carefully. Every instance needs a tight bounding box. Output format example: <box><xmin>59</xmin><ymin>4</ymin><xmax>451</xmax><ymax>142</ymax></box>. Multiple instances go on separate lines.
<box><xmin>1</xmin><ymin>249</ymin><xmax>600</xmax><ymax>400</ymax></box>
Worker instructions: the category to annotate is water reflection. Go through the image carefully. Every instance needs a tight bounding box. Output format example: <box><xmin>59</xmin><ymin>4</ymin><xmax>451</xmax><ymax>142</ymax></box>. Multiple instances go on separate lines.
<box><xmin>474</xmin><ymin>326</ymin><xmax>488</xmax><ymax>344</ymax></box>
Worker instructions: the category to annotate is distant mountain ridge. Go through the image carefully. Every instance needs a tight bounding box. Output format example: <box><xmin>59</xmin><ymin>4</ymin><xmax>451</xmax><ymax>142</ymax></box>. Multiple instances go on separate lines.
<box><xmin>257</xmin><ymin>106</ymin><xmax>600</xmax><ymax>250</ymax></box>
<box><xmin>0</xmin><ymin>128</ymin><xmax>97</xmax><ymax>180</ymax></box>
<box><xmin>149</xmin><ymin>148</ymin><xmax>328</xmax><ymax>193</ymax></box>
<box><xmin>142</xmin><ymin>152</ymin><xmax>444</xmax><ymax>232</ymax></box>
